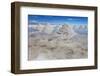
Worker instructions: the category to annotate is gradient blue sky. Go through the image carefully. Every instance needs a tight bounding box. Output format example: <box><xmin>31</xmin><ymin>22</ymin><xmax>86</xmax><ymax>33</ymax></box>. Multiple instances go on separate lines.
<box><xmin>28</xmin><ymin>15</ymin><xmax>88</xmax><ymax>26</ymax></box>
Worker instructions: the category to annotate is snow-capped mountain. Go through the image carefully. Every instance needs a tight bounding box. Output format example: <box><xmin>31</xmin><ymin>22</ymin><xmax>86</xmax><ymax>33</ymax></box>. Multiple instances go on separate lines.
<box><xmin>28</xmin><ymin>23</ymin><xmax>88</xmax><ymax>36</ymax></box>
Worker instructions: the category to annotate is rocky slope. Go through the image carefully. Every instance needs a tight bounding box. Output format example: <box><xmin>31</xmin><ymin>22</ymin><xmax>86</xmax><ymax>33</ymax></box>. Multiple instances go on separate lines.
<box><xmin>28</xmin><ymin>24</ymin><xmax>88</xmax><ymax>60</ymax></box>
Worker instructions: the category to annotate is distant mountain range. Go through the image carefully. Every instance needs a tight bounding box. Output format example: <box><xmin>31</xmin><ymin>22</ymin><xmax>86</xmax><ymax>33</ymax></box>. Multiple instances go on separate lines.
<box><xmin>28</xmin><ymin>23</ymin><xmax>88</xmax><ymax>36</ymax></box>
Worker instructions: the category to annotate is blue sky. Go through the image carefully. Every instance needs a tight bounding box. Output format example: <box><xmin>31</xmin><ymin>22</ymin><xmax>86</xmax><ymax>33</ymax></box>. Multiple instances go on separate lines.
<box><xmin>28</xmin><ymin>15</ymin><xmax>88</xmax><ymax>26</ymax></box>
